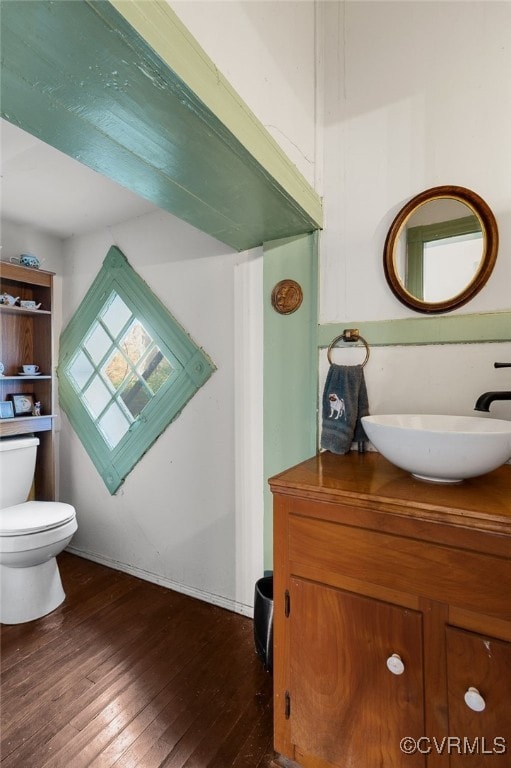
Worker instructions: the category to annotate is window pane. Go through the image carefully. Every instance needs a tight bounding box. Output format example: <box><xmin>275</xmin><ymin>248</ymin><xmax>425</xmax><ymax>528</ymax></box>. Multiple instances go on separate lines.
<box><xmin>99</xmin><ymin>292</ymin><xmax>132</xmax><ymax>338</ymax></box>
<box><xmin>121</xmin><ymin>375</ymin><xmax>151</xmax><ymax>418</ymax></box>
<box><xmin>58</xmin><ymin>246</ymin><xmax>214</xmax><ymax>494</ymax></box>
<box><xmin>84</xmin><ymin>322</ymin><xmax>112</xmax><ymax>365</ymax></box>
<box><xmin>103</xmin><ymin>350</ymin><xmax>130</xmax><ymax>391</ymax></box>
<box><xmin>141</xmin><ymin>349</ymin><xmax>173</xmax><ymax>394</ymax></box>
<box><xmin>68</xmin><ymin>350</ymin><xmax>94</xmax><ymax>391</ymax></box>
<box><xmin>83</xmin><ymin>375</ymin><xmax>111</xmax><ymax>419</ymax></box>
<box><xmin>98</xmin><ymin>402</ymin><xmax>130</xmax><ymax>448</ymax></box>
<box><xmin>121</xmin><ymin>320</ymin><xmax>151</xmax><ymax>365</ymax></box>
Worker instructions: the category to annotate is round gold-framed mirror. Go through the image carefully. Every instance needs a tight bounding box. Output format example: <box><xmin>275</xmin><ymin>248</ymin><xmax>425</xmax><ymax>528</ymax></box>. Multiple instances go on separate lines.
<box><xmin>383</xmin><ymin>185</ymin><xmax>498</xmax><ymax>313</ymax></box>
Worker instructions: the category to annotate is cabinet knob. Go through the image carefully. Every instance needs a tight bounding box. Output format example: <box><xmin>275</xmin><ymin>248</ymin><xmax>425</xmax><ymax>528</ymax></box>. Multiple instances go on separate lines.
<box><xmin>464</xmin><ymin>687</ymin><xmax>486</xmax><ymax>712</ymax></box>
<box><xmin>386</xmin><ymin>653</ymin><xmax>405</xmax><ymax>675</ymax></box>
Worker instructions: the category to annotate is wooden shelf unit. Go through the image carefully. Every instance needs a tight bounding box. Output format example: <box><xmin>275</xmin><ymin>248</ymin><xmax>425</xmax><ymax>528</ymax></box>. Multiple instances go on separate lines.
<box><xmin>0</xmin><ymin>262</ymin><xmax>56</xmax><ymax>500</ymax></box>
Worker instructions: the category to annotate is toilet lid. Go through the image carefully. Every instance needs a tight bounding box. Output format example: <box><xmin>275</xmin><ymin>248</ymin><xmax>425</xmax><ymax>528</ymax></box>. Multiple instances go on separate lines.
<box><xmin>0</xmin><ymin>502</ymin><xmax>76</xmax><ymax>535</ymax></box>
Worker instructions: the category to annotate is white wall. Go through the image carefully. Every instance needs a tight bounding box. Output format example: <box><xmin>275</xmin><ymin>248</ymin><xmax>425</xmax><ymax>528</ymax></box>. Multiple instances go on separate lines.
<box><xmin>173</xmin><ymin>0</ymin><xmax>511</xmax><ymax>426</ymax></box>
<box><xmin>170</xmin><ymin>0</ymin><xmax>320</xmax><ymax>189</ymax></box>
<box><xmin>1</xmin><ymin>220</ymin><xmax>64</xmax><ymax>274</ymax></box>
<box><xmin>318</xmin><ymin>1</ymin><xmax>511</xmax><ymax>422</ymax></box>
<box><xmin>319</xmin><ymin>341</ymin><xmax>511</xmax><ymax>426</ymax></box>
<box><xmin>319</xmin><ymin>1</ymin><xmax>511</xmax><ymax>323</ymax></box>
<box><xmin>60</xmin><ymin>210</ymin><xmax>264</xmax><ymax>615</ymax></box>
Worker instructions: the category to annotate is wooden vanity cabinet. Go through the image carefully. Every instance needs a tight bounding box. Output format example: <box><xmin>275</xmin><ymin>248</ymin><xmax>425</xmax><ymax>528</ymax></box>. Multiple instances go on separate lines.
<box><xmin>0</xmin><ymin>262</ymin><xmax>56</xmax><ymax>499</ymax></box>
<box><xmin>270</xmin><ymin>452</ymin><xmax>511</xmax><ymax>768</ymax></box>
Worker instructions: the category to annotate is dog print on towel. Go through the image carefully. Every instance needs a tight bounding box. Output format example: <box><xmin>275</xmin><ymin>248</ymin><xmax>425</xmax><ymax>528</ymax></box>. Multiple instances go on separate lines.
<box><xmin>328</xmin><ymin>393</ymin><xmax>346</xmax><ymax>420</ymax></box>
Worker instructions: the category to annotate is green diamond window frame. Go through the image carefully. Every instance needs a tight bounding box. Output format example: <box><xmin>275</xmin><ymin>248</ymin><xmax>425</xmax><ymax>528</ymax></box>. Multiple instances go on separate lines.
<box><xmin>58</xmin><ymin>246</ymin><xmax>215</xmax><ymax>494</ymax></box>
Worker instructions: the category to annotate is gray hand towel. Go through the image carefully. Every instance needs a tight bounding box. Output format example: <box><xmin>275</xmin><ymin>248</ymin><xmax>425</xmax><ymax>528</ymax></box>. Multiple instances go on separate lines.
<box><xmin>320</xmin><ymin>364</ymin><xmax>369</xmax><ymax>454</ymax></box>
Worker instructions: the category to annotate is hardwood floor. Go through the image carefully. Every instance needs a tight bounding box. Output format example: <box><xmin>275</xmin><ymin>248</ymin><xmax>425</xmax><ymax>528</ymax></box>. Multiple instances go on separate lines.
<box><xmin>1</xmin><ymin>553</ymin><xmax>275</xmax><ymax>768</ymax></box>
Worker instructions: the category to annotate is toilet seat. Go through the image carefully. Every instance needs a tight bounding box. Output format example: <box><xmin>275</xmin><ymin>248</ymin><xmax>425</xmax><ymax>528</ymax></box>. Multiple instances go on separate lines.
<box><xmin>0</xmin><ymin>501</ymin><xmax>76</xmax><ymax>536</ymax></box>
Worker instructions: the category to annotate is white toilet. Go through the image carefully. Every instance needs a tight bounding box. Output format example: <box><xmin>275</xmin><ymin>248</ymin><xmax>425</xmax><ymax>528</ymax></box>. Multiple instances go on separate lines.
<box><xmin>0</xmin><ymin>435</ymin><xmax>77</xmax><ymax>624</ymax></box>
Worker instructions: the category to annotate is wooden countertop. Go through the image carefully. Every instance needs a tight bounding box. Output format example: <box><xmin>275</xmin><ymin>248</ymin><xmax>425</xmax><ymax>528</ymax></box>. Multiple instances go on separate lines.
<box><xmin>269</xmin><ymin>451</ymin><xmax>511</xmax><ymax>535</ymax></box>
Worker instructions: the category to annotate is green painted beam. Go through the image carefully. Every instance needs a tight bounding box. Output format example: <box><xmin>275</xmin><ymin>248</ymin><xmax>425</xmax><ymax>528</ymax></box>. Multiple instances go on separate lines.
<box><xmin>318</xmin><ymin>311</ymin><xmax>511</xmax><ymax>348</ymax></box>
<box><xmin>1</xmin><ymin>0</ymin><xmax>322</xmax><ymax>251</ymax></box>
<box><xmin>111</xmin><ymin>0</ymin><xmax>322</xmax><ymax>230</ymax></box>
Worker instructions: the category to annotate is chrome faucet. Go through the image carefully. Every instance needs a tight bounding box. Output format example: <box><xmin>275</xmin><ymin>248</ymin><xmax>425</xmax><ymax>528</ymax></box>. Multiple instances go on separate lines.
<box><xmin>474</xmin><ymin>362</ymin><xmax>511</xmax><ymax>412</ymax></box>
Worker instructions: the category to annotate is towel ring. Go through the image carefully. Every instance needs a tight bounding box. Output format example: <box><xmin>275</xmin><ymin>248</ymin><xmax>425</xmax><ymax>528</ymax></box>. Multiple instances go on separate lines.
<box><xmin>327</xmin><ymin>328</ymin><xmax>370</xmax><ymax>367</ymax></box>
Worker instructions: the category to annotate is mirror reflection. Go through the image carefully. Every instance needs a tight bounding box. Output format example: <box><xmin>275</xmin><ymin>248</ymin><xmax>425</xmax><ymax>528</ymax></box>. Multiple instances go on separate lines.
<box><xmin>396</xmin><ymin>199</ymin><xmax>483</xmax><ymax>302</ymax></box>
<box><xmin>384</xmin><ymin>186</ymin><xmax>498</xmax><ymax>314</ymax></box>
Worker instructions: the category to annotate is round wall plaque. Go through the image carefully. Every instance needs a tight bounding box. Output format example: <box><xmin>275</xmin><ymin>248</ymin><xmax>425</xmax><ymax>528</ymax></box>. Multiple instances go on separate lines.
<box><xmin>271</xmin><ymin>279</ymin><xmax>303</xmax><ymax>315</ymax></box>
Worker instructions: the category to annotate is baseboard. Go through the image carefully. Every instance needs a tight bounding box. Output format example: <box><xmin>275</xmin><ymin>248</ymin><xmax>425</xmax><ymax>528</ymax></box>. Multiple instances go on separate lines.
<box><xmin>65</xmin><ymin>545</ymin><xmax>254</xmax><ymax>618</ymax></box>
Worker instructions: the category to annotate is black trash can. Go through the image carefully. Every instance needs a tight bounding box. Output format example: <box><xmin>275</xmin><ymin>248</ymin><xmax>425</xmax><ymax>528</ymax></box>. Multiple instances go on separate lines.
<box><xmin>254</xmin><ymin>575</ymin><xmax>273</xmax><ymax>672</ymax></box>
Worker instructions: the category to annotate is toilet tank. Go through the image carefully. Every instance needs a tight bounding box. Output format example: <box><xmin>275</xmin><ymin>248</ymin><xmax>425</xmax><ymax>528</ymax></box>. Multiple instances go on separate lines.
<box><xmin>0</xmin><ymin>436</ymin><xmax>39</xmax><ymax>508</ymax></box>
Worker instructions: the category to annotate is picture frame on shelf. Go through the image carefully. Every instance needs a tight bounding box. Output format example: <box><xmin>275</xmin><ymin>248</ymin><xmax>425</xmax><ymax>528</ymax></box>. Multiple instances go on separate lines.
<box><xmin>9</xmin><ymin>393</ymin><xmax>36</xmax><ymax>416</ymax></box>
<box><xmin>0</xmin><ymin>401</ymin><xmax>15</xmax><ymax>419</ymax></box>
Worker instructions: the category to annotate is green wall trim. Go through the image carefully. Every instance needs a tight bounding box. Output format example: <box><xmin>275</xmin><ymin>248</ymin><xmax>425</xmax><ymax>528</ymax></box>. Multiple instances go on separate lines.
<box><xmin>263</xmin><ymin>232</ymin><xmax>319</xmax><ymax>570</ymax></box>
<box><xmin>1</xmin><ymin>0</ymin><xmax>322</xmax><ymax>251</ymax></box>
<box><xmin>318</xmin><ymin>311</ymin><xmax>511</xmax><ymax>349</ymax></box>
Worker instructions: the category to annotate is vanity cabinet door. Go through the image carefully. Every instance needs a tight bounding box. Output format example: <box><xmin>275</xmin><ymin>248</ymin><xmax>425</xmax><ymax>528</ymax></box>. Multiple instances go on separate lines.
<box><xmin>289</xmin><ymin>577</ymin><xmax>426</xmax><ymax>768</ymax></box>
<box><xmin>446</xmin><ymin>627</ymin><xmax>511</xmax><ymax>766</ymax></box>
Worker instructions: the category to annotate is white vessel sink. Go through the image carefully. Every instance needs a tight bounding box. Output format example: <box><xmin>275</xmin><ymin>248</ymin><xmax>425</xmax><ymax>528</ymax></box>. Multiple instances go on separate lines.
<box><xmin>362</xmin><ymin>414</ymin><xmax>511</xmax><ymax>483</ymax></box>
